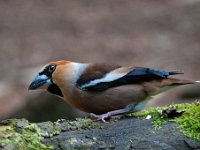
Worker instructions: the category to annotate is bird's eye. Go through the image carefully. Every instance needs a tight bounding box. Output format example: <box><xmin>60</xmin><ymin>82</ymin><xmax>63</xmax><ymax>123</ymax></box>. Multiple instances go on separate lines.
<box><xmin>48</xmin><ymin>65</ymin><xmax>56</xmax><ymax>73</ymax></box>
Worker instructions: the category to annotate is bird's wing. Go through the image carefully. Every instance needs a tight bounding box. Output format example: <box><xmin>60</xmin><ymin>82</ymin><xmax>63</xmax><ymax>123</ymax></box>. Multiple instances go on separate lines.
<box><xmin>76</xmin><ymin>64</ymin><xmax>183</xmax><ymax>91</ymax></box>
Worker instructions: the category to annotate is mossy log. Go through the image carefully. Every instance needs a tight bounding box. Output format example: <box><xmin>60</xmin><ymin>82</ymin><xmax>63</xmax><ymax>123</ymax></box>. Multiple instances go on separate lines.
<box><xmin>0</xmin><ymin>103</ymin><xmax>200</xmax><ymax>150</ymax></box>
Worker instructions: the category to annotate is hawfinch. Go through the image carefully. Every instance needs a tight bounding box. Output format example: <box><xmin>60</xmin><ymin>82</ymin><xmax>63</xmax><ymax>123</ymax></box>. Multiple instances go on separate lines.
<box><xmin>29</xmin><ymin>60</ymin><xmax>197</xmax><ymax>122</ymax></box>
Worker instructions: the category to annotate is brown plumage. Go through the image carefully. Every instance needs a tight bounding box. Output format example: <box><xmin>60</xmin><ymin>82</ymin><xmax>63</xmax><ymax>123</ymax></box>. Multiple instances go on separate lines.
<box><xmin>29</xmin><ymin>60</ymin><xmax>196</xmax><ymax>122</ymax></box>
<box><xmin>77</xmin><ymin>63</ymin><xmax>121</xmax><ymax>86</ymax></box>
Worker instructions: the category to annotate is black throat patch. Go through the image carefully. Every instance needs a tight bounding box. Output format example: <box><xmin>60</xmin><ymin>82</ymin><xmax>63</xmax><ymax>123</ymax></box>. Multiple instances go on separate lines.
<box><xmin>47</xmin><ymin>83</ymin><xmax>64</xmax><ymax>97</ymax></box>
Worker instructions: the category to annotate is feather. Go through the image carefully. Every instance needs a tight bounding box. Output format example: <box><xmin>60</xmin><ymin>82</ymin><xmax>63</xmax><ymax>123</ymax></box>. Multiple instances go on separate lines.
<box><xmin>76</xmin><ymin>63</ymin><xmax>121</xmax><ymax>89</ymax></box>
<box><xmin>77</xmin><ymin>66</ymin><xmax>184</xmax><ymax>91</ymax></box>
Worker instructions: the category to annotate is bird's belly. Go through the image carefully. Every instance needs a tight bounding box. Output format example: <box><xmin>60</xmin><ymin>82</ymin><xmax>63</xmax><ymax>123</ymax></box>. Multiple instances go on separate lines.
<box><xmin>68</xmin><ymin>84</ymin><xmax>147</xmax><ymax>114</ymax></box>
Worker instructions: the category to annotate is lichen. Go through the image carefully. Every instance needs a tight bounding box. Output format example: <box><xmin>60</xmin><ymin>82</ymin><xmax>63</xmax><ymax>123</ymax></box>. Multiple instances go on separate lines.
<box><xmin>56</xmin><ymin>118</ymin><xmax>101</xmax><ymax>131</ymax></box>
<box><xmin>0</xmin><ymin>119</ymin><xmax>53</xmax><ymax>150</ymax></box>
<box><xmin>0</xmin><ymin>117</ymin><xmax>102</xmax><ymax>149</ymax></box>
<box><xmin>127</xmin><ymin>102</ymin><xmax>200</xmax><ymax>141</ymax></box>
<box><xmin>0</xmin><ymin>117</ymin><xmax>101</xmax><ymax>150</ymax></box>
<box><xmin>37</xmin><ymin>121</ymin><xmax>61</xmax><ymax>138</ymax></box>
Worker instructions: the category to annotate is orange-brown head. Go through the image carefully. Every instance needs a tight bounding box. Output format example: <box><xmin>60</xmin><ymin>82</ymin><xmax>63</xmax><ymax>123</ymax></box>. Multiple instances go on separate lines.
<box><xmin>28</xmin><ymin>60</ymin><xmax>71</xmax><ymax>98</ymax></box>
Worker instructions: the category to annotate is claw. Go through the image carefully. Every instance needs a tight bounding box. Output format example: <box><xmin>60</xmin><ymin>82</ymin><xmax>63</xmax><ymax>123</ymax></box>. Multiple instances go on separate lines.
<box><xmin>90</xmin><ymin>113</ymin><xmax>109</xmax><ymax>122</ymax></box>
<box><xmin>90</xmin><ymin>107</ymin><xmax>131</xmax><ymax>122</ymax></box>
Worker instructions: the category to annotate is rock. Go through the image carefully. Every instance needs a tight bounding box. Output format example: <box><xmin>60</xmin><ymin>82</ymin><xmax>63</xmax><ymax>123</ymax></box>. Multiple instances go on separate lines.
<box><xmin>43</xmin><ymin>118</ymin><xmax>199</xmax><ymax>150</ymax></box>
<box><xmin>0</xmin><ymin>103</ymin><xmax>200</xmax><ymax>150</ymax></box>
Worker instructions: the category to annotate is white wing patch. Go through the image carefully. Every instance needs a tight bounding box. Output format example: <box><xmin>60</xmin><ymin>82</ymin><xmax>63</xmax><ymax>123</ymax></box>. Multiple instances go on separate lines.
<box><xmin>80</xmin><ymin>71</ymin><xmax>127</xmax><ymax>89</ymax></box>
<box><xmin>71</xmin><ymin>62</ymin><xmax>89</xmax><ymax>82</ymax></box>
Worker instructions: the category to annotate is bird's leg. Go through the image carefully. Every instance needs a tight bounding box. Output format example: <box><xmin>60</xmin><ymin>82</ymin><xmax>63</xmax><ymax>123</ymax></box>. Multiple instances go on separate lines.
<box><xmin>90</xmin><ymin>107</ymin><xmax>132</xmax><ymax>122</ymax></box>
<box><xmin>90</xmin><ymin>113</ymin><xmax>109</xmax><ymax>122</ymax></box>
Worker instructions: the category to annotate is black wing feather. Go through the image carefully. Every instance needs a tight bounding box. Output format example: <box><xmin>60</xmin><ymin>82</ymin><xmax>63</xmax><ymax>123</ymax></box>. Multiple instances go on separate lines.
<box><xmin>80</xmin><ymin>67</ymin><xmax>183</xmax><ymax>91</ymax></box>
<box><xmin>126</xmin><ymin>67</ymin><xmax>183</xmax><ymax>78</ymax></box>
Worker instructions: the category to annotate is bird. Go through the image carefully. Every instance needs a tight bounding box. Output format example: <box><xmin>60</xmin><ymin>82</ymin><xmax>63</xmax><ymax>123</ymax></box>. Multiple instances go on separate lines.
<box><xmin>28</xmin><ymin>60</ymin><xmax>198</xmax><ymax>122</ymax></box>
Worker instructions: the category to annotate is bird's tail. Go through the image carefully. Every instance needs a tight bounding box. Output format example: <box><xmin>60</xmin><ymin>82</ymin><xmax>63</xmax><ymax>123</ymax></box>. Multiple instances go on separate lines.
<box><xmin>167</xmin><ymin>78</ymin><xmax>195</xmax><ymax>86</ymax></box>
<box><xmin>168</xmin><ymin>70</ymin><xmax>184</xmax><ymax>75</ymax></box>
<box><xmin>143</xmin><ymin>78</ymin><xmax>195</xmax><ymax>97</ymax></box>
<box><xmin>169</xmin><ymin>79</ymin><xmax>200</xmax><ymax>86</ymax></box>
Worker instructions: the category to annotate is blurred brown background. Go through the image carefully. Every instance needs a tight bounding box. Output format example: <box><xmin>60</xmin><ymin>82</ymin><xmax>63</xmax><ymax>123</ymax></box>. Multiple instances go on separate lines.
<box><xmin>0</xmin><ymin>0</ymin><xmax>200</xmax><ymax>122</ymax></box>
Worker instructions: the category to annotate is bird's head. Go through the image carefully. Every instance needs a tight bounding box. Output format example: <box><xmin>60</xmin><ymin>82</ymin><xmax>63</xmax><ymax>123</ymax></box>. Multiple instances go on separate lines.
<box><xmin>28</xmin><ymin>60</ymin><xmax>71</xmax><ymax>97</ymax></box>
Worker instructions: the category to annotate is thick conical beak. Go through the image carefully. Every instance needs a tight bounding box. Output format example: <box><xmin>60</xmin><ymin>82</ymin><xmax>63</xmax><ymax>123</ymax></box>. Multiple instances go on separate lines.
<box><xmin>28</xmin><ymin>74</ymin><xmax>51</xmax><ymax>90</ymax></box>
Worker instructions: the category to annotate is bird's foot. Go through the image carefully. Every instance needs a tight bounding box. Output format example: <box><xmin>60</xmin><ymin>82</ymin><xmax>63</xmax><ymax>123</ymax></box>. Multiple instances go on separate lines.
<box><xmin>90</xmin><ymin>113</ymin><xmax>110</xmax><ymax>122</ymax></box>
<box><xmin>90</xmin><ymin>108</ymin><xmax>130</xmax><ymax>122</ymax></box>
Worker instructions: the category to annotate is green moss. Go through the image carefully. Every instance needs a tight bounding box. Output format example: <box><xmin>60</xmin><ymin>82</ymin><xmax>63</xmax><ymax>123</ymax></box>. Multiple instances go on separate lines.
<box><xmin>0</xmin><ymin>118</ymin><xmax>101</xmax><ymax>149</ymax></box>
<box><xmin>128</xmin><ymin>107</ymin><xmax>167</xmax><ymax>128</ymax></box>
<box><xmin>127</xmin><ymin>102</ymin><xmax>200</xmax><ymax>141</ymax></box>
<box><xmin>173</xmin><ymin>102</ymin><xmax>200</xmax><ymax>141</ymax></box>
<box><xmin>0</xmin><ymin>119</ymin><xmax>53</xmax><ymax>150</ymax></box>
